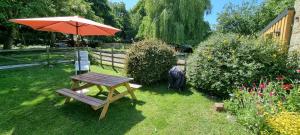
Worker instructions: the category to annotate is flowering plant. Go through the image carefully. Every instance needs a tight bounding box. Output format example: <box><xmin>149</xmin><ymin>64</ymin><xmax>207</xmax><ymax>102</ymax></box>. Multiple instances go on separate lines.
<box><xmin>266</xmin><ymin>112</ymin><xmax>300</xmax><ymax>135</ymax></box>
<box><xmin>225</xmin><ymin>79</ymin><xmax>299</xmax><ymax>134</ymax></box>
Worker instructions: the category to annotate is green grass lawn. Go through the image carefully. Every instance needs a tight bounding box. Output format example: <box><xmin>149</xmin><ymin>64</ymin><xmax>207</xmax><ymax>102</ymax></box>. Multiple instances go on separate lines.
<box><xmin>0</xmin><ymin>52</ymin><xmax>74</xmax><ymax>66</ymax></box>
<box><xmin>0</xmin><ymin>64</ymin><xmax>251</xmax><ymax>135</ymax></box>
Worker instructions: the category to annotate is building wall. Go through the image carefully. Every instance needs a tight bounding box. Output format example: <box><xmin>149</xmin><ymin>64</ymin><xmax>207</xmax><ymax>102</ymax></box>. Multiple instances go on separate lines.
<box><xmin>262</xmin><ymin>9</ymin><xmax>295</xmax><ymax>52</ymax></box>
<box><xmin>289</xmin><ymin>0</ymin><xmax>300</xmax><ymax>52</ymax></box>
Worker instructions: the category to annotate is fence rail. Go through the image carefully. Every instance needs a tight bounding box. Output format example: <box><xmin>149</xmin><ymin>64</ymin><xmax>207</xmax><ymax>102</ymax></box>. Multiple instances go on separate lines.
<box><xmin>91</xmin><ymin>49</ymin><xmax>186</xmax><ymax>69</ymax></box>
<box><xmin>0</xmin><ymin>47</ymin><xmax>186</xmax><ymax>70</ymax></box>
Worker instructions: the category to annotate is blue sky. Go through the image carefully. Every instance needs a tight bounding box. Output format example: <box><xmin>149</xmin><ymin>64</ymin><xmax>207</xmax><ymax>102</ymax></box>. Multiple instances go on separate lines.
<box><xmin>109</xmin><ymin>0</ymin><xmax>263</xmax><ymax>25</ymax></box>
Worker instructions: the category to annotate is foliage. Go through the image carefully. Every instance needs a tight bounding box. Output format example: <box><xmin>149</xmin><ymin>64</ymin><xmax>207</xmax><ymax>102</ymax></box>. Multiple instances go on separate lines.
<box><xmin>187</xmin><ymin>33</ymin><xmax>292</xmax><ymax>97</ymax></box>
<box><xmin>217</xmin><ymin>0</ymin><xmax>295</xmax><ymax>35</ymax></box>
<box><xmin>266</xmin><ymin>112</ymin><xmax>300</xmax><ymax>135</ymax></box>
<box><xmin>285</xmin><ymin>86</ymin><xmax>300</xmax><ymax>112</ymax></box>
<box><xmin>224</xmin><ymin>90</ymin><xmax>265</xmax><ymax>133</ymax></box>
<box><xmin>130</xmin><ymin>0</ymin><xmax>146</xmax><ymax>39</ymax></box>
<box><xmin>129</xmin><ymin>0</ymin><xmax>146</xmax><ymax>40</ymax></box>
<box><xmin>225</xmin><ymin>79</ymin><xmax>300</xmax><ymax>134</ymax></box>
<box><xmin>0</xmin><ymin>0</ymin><xmax>101</xmax><ymax>49</ymax></box>
<box><xmin>125</xmin><ymin>39</ymin><xmax>176</xmax><ymax>85</ymax></box>
<box><xmin>51</xmin><ymin>0</ymin><xmax>101</xmax><ymax>21</ymax></box>
<box><xmin>0</xmin><ymin>0</ymin><xmax>53</xmax><ymax>49</ymax></box>
<box><xmin>88</xmin><ymin>0</ymin><xmax>115</xmax><ymax>25</ymax></box>
<box><xmin>110</xmin><ymin>2</ymin><xmax>134</xmax><ymax>40</ymax></box>
<box><xmin>137</xmin><ymin>0</ymin><xmax>211</xmax><ymax>45</ymax></box>
<box><xmin>217</xmin><ymin>1</ymin><xmax>262</xmax><ymax>35</ymax></box>
<box><xmin>261</xmin><ymin>0</ymin><xmax>295</xmax><ymax>23</ymax></box>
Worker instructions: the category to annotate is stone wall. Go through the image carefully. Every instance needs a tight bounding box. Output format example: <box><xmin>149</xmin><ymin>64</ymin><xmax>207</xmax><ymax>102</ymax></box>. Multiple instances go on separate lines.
<box><xmin>289</xmin><ymin>0</ymin><xmax>300</xmax><ymax>52</ymax></box>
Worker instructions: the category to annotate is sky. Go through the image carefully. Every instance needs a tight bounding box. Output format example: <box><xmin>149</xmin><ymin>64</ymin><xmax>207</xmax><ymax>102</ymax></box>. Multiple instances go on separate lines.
<box><xmin>109</xmin><ymin>0</ymin><xmax>263</xmax><ymax>26</ymax></box>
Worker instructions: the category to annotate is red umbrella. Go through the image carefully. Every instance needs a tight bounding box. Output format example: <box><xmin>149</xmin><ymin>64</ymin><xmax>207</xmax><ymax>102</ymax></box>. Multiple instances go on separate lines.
<box><xmin>9</xmin><ymin>16</ymin><xmax>121</xmax><ymax>73</ymax></box>
<box><xmin>9</xmin><ymin>16</ymin><xmax>120</xmax><ymax>36</ymax></box>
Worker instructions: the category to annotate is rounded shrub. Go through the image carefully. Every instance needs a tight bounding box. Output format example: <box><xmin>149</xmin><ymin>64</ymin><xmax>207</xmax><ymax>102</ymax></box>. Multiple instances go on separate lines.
<box><xmin>125</xmin><ymin>39</ymin><xmax>176</xmax><ymax>85</ymax></box>
<box><xmin>187</xmin><ymin>33</ymin><xmax>290</xmax><ymax>97</ymax></box>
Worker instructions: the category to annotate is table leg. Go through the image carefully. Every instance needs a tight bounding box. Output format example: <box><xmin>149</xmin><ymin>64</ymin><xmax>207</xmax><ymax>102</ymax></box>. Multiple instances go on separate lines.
<box><xmin>124</xmin><ymin>83</ymin><xmax>137</xmax><ymax>100</ymax></box>
<box><xmin>96</xmin><ymin>85</ymin><xmax>104</xmax><ymax>96</ymax></box>
<box><xmin>71</xmin><ymin>80</ymin><xmax>80</xmax><ymax>90</ymax></box>
<box><xmin>113</xmin><ymin>89</ymin><xmax>121</xmax><ymax>95</ymax></box>
<box><xmin>99</xmin><ymin>87</ymin><xmax>114</xmax><ymax>120</ymax></box>
<box><xmin>65</xmin><ymin>80</ymin><xmax>80</xmax><ymax>104</ymax></box>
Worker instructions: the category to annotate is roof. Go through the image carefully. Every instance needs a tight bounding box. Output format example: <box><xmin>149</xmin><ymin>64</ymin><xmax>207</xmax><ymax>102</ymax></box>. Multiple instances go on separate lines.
<box><xmin>260</xmin><ymin>8</ymin><xmax>295</xmax><ymax>34</ymax></box>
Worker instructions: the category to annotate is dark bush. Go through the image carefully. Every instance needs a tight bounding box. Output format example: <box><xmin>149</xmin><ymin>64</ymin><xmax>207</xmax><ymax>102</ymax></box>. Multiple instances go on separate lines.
<box><xmin>125</xmin><ymin>39</ymin><xmax>176</xmax><ymax>85</ymax></box>
<box><xmin>187</xmin><ymin>33</ymin><xmax>294</xmax><ymax>97</ymax></box>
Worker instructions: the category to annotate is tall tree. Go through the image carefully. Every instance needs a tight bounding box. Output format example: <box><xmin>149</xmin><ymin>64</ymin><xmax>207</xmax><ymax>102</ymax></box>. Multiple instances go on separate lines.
<box><xmin>137</xmin><ymin>0</ymin><xmax>211</xmax><ymax>45</ymax></box>
<box><xmin>87</xmin><ymin>0</ymin><xmax>115</xmax><ymax>25</ymax></box>
<box><xmin>130</xmin><ymin>0</ymin><xmax>146</xmax><ymax>39</ymax></box>
<box><xmin>259</xmin><ymin>0</ymin><xmax>295</xmax><ymax>28</ymax></box>
<box><xmin>217</xmin><ymin>1</ymin><xmax>262</xmax><ymax>35</ymax></box>
<box><xmin>0</xmin><ymin>0</ymin><xmax>54</xmax><ymax>49</ymax></box>
<box><xmin>110</xmin><ymin>2</ymin><xmax>133</xmax><ymax>40</ymax></box>
<box><xmin>0</xmin><ymin>0</ymin><xmax>100</xmax><ymax>49</ymax></box>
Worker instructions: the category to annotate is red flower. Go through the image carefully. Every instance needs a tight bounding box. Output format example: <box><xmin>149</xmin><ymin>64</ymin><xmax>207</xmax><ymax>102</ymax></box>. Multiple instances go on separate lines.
<box><xmin>282</xmin><ymin>83</ymin><xmax>293</xmax><ymax>91</ymax></box>
<box><xmin>259</xmin><ymin>83</ymin><xmax>267</xmax><ymax>90</ymax></box>
<box><xmin>296</xmin><ymin>69</ymin><xmax>300</xmax><ymax>73</ymax></box>
<box><xmin>276</xmin><ymin>75</ymin><xmax>284</xmax><ymax>81</ymax></box>
<box><xmin>258</xmin><ymin>92</ymin><xmax>263</xmax><ymax>97</ymax></box>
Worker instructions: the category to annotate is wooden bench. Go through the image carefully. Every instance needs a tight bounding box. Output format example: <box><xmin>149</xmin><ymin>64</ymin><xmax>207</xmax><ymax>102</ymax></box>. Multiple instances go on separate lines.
<box><xmin>129</xmin><ymin>83</ymin><xmax>142</xmax><ymax>90</ymax></box>
<box><xmin>57</xmin><ymin>88</ymin><xmax>106</xmax><ymax>109</ymax></box>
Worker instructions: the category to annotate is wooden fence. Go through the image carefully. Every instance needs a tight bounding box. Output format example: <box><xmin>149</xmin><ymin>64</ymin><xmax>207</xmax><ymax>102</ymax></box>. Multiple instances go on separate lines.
<box><xmin>91</xmin><ymin>48</ymin><xmax>187</xmax><ymax>70</ymax></box>
<box><xmin>0</xmin><ymin>48</ymin><xmax>75</xmax><ymax>66</ymax></box>
<box><xmin>0</xmin><ymin>47</ymin><xmax>187</xmax><ymax>70</ymax></box>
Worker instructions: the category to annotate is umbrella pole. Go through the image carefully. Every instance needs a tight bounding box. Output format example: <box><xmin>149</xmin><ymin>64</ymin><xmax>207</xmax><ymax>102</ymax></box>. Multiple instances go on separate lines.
<box><xmin>76</xmin><ymin>23</ymin><xmax>81</xmax><ymax>75</ymax></box>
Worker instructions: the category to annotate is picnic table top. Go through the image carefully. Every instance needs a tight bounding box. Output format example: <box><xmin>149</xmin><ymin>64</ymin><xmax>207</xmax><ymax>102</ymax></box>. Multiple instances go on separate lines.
<box><xmin>71</xmin><ymin>72</ymin><xmax>133</xmax><ymax>87</ymax></box>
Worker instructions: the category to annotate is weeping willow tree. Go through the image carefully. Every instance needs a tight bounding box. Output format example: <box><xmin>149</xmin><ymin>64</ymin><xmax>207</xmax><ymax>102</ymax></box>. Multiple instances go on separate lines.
<box><xmin>137</xmin><ymin>0</ymin><xmax>211</xmax><ymax>45</ymax></box>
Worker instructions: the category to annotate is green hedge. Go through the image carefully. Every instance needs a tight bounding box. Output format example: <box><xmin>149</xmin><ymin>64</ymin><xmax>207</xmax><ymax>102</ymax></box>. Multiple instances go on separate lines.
<box><xmin>125</xmin><ymin>39</ymin><xmax>176</xmax><ymax>85</ymax></box>
<box><xmin>187</xmin><ymin>33</ymin><xmax>293</xmax><ymax>97</ymax></box>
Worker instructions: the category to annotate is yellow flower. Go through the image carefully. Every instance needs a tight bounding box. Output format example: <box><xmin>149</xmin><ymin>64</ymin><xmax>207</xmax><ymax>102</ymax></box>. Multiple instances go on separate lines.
<box><xmin>266</xmin><ymin>112</ymin><xmax>300</xmax><ymax>135</ymax></box>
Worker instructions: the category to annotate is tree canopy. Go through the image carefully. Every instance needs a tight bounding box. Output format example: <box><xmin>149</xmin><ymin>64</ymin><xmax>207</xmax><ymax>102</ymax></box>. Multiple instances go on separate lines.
<box><xmin>0</xmin><ymin>0</ymin><xmax>109</xmax><ymax>49</ymax></box>
<box><xmin>217</xmin><ymin>0</ymin><xmax>295</xmax><ymax>36</ymax></box>
<box><xmin>110</xmin><ymin>2</ymin><xmax>132</xmax><ymax>40</ymax></box>
<box><xmin>136</xmin><ymin>0</ymin><xmax>211</xmax><ymax>45</ymax></box>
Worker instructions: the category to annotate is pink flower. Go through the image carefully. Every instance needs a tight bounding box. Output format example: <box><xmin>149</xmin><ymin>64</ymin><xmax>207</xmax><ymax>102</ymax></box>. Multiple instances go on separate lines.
<box><xmin>259</xmin><ymin>83</ymin><xmax>267</xmax><ymax>90</ymax></box>
<box><xmin>258</xmin><ymin>92</ymin><xmax>263</xmax><ymax>97</ymax></box>
<box><xmin>269</xmin><ymin>91</ymin><xmax>275</xmax><ymax>97</ymax></box>
<box><xmin>296</xmin><ymin>69</ymin><xmax>300</xmax><ymax>73</ymax></box>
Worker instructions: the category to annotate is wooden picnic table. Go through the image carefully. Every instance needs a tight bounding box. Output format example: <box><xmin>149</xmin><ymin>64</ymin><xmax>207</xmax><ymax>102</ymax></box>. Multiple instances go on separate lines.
<box><xmin>56</xmin><ymin>72</ymin><xmax>141</xmax><ymax>120</ymax></box>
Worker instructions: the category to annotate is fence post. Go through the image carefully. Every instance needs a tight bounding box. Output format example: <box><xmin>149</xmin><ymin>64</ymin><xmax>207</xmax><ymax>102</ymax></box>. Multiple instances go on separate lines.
<box><xmin>111</xmin><ymin>46</ymin><xmax>114</xmax><ymax>68</ymax></box>
<box><xmin>184</xmin><ymin>53</ymin><xmax>187</xmax><ymax>73</ymax></box>
<box><xmin>99</xmin><ymin>46</ymin><xmax>102</xmax><ymax>66</ymax></box>
<box><xmin>46</xmin><ymin>45</ymin><xmax>50</xmax><ymax>66</ymax></box>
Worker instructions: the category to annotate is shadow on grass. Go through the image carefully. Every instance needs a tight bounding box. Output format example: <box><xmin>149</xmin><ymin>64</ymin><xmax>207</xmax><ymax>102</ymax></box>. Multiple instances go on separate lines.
<box><xmin>138</xmin><ymin>82</ymin><xmax>193</xmax><ymax>96</ymax></box>
<box><xmin>0</xmin><ymin>64</ymin><xmax>145</xmax><ymax>135</ymax></box>
<box><xmin>189</xmin><ymin>87</ymin><xmax>227</xmax><ymax>102</ymax></box>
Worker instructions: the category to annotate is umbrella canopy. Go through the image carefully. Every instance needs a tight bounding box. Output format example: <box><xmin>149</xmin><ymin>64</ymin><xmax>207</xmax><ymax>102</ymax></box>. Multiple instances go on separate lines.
<box><xmin>9</xmin><ymin>16</ymin><xmax>121</xmax><ymax>74</ymax></box>
<box><xmin>9</xmin><ymin>16</ymin><xmax>121</xmax><ymax>36</ymax></box>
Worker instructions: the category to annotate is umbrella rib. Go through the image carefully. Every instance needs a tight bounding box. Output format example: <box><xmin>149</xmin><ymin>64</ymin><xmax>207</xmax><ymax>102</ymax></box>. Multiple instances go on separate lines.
<box><xmin>93</xmin><ymin>25</ymin><xmax>115</xmax><ymax>36</ymax></box>
<box><xmin>66</xmin><ymin>22</ymin><xmax>77</xmax><ymax>27</ymax></box>
<box><xmin>78</xmin><ymin>23</ymin><xmax>89</xmax><ymax>27</ymax></box>
<box><xmin>35</xmin><ymin>21</ymin><xmax>63</xmax><ymax>30</ymax></box>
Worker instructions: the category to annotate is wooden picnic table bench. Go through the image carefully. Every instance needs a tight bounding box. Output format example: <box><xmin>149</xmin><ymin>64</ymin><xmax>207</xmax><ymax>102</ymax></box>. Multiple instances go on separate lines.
<box><xmin>56</xmin><ymin>72</ymin><xmax>141</xmax><ymax>120</ymax></box>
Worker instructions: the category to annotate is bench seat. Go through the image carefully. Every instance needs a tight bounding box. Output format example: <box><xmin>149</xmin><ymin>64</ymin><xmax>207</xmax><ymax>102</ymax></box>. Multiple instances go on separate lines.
<box><xmin>57</xmin><ymin>88</ymin><xmax>106</xmax><ymax>107</ymax></box>
<box><xmin>129</xmin><ymin>83</ymin><xmax>142</xmax><ymax>89</ymax></box>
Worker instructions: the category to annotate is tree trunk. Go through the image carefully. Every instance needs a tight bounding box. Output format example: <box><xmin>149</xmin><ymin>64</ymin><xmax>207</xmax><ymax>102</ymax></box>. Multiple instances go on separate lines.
<box><xmin>3</xmin><ymin>26</ymin><xmax>16</xmax><ymax>50</ymax></box>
